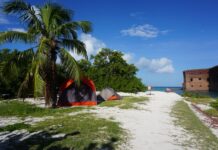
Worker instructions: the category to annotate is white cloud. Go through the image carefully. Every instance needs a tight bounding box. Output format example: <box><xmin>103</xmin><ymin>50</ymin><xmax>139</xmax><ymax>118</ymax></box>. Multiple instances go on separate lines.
<box><xmin>8</xmin><ymin>28</ymin><xmax>26</xmax><ymax>32</ymax></box>
<box><xmin>121</xmin><ymin>24</ymin><xmax>168</xmax><ymax>38</ymax></box>
<box><xmin>70</xmin><ymin>33</ymin><xmax>106</xmax><ymax>60</ymax></box>
<box><xmin>32</xmin><ymin>5</ymin><xmax>41</xmax><ymax>21</ymax></box>
<box><xmin>122</xmin><ymin>53</ymin><xmax>134</xmax><ymax>63</ymax></box>
<box><xmin>136</xmin><ymin>57</ymin><xmax>174</xmax><ymax>73</ymax></box>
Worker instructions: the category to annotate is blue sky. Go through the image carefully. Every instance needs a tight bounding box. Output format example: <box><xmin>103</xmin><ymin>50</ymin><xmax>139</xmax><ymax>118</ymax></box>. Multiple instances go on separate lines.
<box><xmin>1</xmin><ymin>0</ymin><xmax>218</xmax><ymax>87</ymax></box>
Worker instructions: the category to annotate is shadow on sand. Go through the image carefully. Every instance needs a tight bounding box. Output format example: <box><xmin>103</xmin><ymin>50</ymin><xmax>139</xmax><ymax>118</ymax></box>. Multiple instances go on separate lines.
<box><xmin>0</xmin><ymin>130</ymin><xmax>119</xmax><ymax>150</ymax></box>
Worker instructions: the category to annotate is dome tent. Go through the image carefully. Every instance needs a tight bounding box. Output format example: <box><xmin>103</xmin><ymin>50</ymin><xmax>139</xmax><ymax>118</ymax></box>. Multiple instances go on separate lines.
<box><xmin>99</xmin><ymin>87</ymin><xmax>121</xmax><ymax>101</ymax></box>
<box><xmin>58</xmin><ymin>78</ymin><xmax>97</xmax><ymax>106</ymax></box>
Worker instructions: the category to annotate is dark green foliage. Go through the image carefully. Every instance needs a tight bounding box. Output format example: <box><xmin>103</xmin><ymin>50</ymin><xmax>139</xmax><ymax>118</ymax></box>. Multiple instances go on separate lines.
<box><xmin>0</xmin><ymin>49</ymin><xmax>33</xmax><ymax>98</ymax></box>
<box><xmin>78</xmin><ymin>48</ymin><xmax>147</xmax><ymax>92</ymax></box>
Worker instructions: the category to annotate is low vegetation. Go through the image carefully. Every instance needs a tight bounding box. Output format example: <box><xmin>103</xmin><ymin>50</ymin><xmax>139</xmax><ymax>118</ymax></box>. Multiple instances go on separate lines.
<box><xmin>0</xmin><ymin>100</ymin><xmax>88</xmax><ymax>117</ymax></box>
<box><xmin>0</xmin><ymin>100</ymin><xmax>127</xmax><ymax>149</ymax></box>
<box><xmin>1</xmin><ymin>113</ymin><xmax>126</xmax><ymax>150</ymax></box>
<box><xmin>204</xmin><ymin>109</ymin><xmax>218</xmax><ymax>117</ymax></box>
<box><xmin>0</xmin><ymin>123</ymin><xmax>30</xmax><ymax>132</ymax></box>
<box><xmin>184</xmin><ymin>93</ymin><xmax>218</xmax><ymax>118</ymax></box>
<box><xmin>171</xmin><ymin>100</ymin><xmax>218</xmax><ymax>149</ymax></box>
<box><xmin>182</xmin><ymin>91</ymin><xmax>210</xmax><ymax>98</ymax></box>
<box><xmin>99</xmin><ymin>96</ymin><xmax>148</xmax><ymax>109</ymax></box>
<box><xmin>185</xmin><ymin>97</ymin><xmax>214</xmax><ymax>104</ymax></box>
<box><xmin>210</xmin><ymin>100</ymin><xmax>218</xmax><ymax>110</ymax></box>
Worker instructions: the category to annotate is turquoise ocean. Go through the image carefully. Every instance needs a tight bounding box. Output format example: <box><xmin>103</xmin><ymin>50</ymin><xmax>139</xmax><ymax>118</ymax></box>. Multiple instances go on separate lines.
<box><xmin>152</xmin><ymin>87</ymin><xmax>218</xmax><ymax>98</ymax></box>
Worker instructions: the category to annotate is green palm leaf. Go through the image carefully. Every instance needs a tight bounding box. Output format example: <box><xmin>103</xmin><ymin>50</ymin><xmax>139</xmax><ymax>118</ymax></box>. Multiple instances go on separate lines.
<box><xmin>3</xmin><ymin>0</ymin><xmax>43</xmax><ymax>31</ymax></box>
<box><xmin>59</xmin><ymin>48</ymin><xmax>81</xmax><ymax>83</ymax></box>
<box><xmin>0</xmin><ymin>31</ymin><xmax>34</xmax><ymax>43</ymax></box>
<box><xmin>33</xmin><ymin>64</ymin><xmax>45</xmax><ymax>97</ymax></box>
<box><xmin>61</xmin><ymin>39</ymin><xmax>88</xmax><ymax>59</ymax></box>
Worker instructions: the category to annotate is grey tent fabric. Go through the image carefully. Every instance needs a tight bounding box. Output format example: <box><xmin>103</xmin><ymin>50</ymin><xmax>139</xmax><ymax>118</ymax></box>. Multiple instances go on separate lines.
<box><xmin>58</xmin><ymin>79</ymin><xmax>97</xmax><ymax>106</ymax></box>
<box><xmin>99</xmin><ymin>87</ymin><xmax>121</xmax><ymax>100</ymax></box>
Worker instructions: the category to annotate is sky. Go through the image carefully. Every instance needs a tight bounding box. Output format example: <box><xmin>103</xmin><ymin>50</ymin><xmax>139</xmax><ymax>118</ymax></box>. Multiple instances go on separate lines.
<box><xmin>0</xmin><ymin>0</ymin><xmax>218</xmax><ymax>87</ymax></box>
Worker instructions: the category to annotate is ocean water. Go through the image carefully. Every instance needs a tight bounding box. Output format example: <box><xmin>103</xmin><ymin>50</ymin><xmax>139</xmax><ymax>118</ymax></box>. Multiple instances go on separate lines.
<box><xmin>152</xmin><ymin>87</ymin><xmax>218</xmax><ymax>98</ymax></box>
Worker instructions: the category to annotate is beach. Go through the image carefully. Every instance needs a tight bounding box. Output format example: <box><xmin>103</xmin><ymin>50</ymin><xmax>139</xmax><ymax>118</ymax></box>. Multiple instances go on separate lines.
<box><xmin>1</xmin><ymin>91</ymin><xmax>218</xmax><ymax>149</ymax></box>
<box><xmin>91</xmin><ymin>91</ymin><xmax>186</xmax><ymax>149</ymax></box>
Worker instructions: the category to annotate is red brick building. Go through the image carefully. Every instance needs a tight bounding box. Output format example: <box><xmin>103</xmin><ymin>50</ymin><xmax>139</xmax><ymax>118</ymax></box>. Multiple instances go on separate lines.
<box><xmin>183</xmin><ymin>66</ymin><xmax>218</xmax><ymax>91</ymax></box>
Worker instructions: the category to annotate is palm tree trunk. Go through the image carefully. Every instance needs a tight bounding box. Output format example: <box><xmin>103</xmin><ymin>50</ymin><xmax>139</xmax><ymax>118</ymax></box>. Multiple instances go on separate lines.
<box><xmin>45</xmin><ymin>82</ymin><xmax>51</xmax><ymax>106</ymax></box>
<box><xmin>50</xmin><ymin>49</ymin><xmax>57</xmax><ymax>108</ymax></box>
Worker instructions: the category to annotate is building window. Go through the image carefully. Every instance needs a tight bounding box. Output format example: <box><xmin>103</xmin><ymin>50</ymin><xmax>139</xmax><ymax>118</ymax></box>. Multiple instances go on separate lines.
<box><xmin>199</xmin><ymin>78</ymin><xmax>201</xmax><ymax>80</ymax></box>
<box><xmin>190</xmin><ymin>78</ymin><xmax>193</xmax><ymax>81</ymax></box>
<box><xmin>191</xmin><ymin>85</ymin><xmax>194</xmax><ymax>87</ymax></box>
<box><xmin>200</xmin><ymin>85</ymin><xmax>202</xmax><ymax>87</ymax></box>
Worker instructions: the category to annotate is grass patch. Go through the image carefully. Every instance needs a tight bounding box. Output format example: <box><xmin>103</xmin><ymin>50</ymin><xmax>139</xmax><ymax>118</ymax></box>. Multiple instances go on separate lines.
<box><xmin>185</xmin><ymin>97</ymin><xmax>214</xmax><ymax>104</ymax></box>
<box><xmin>204</xmin><ymin>108</ymin><xmax>218</xmax><ymax>117</ymax></box>
<box><xmin>0</xmin><ymin>100</ymin><xmax>88</xmax><ymax>117</ymax></box>
<box><xmin>0</xmin><ymin>123</ymin><xmax>30</xmax><ymax>132</ymax></box>
<box><xmin>210</xmin><ymin>100</ymin><xmax>218</xmax><ymax>110</ymax></box>
<box><xmin>171</xmin><ymin>100</ymin><xmax>218</xmax><ymax>149</ymax></box>
<box><xmin>182</xmin><ymin>91</ymin><xmax>210</xmax><ymax>98</ymax></box>
<box><xmin>99</xmin><ymin>96</ymin><xmax>148</xmax><ymax>109</ymax></box>
<box><xmin>11</xmin><ymin>113</ymin><xmax>126</xmax><ymax>150</ymax></box>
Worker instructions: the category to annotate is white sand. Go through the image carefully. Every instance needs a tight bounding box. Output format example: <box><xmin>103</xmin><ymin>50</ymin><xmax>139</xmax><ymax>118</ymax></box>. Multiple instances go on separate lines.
<box><xmin>89</xmin><ymin>91</ymin><xmax>187</xmax><ymax>149</ymax></box>
<box><xmin>2</xmin><ymin>91</ymin><xmax>217</xmax><ymax>149</ymax></box>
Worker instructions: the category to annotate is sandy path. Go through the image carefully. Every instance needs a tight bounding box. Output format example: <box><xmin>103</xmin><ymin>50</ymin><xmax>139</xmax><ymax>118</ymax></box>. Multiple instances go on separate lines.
<box><xmin>0</xmin><ymin>91</ymin><xmax>185</xmax><ymax>149</ymax></box>
<box><xmin>91</xmin><ymin>91</ymin><xmax>184</xmax><ymax>150</ymax></box>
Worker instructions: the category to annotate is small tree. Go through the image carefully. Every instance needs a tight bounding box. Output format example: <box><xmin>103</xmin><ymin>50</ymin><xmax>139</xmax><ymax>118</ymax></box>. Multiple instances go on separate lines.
<box><xmin>78</xmin><ymin>48</ymin><xmax>147</xmax><ymax>92</ymax></box>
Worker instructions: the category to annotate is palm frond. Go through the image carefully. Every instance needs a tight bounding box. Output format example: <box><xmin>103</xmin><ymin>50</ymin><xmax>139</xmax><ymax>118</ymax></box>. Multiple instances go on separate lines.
<box><xmin>0</xmin><ymin>61</ymin><xmax>6</xmax><ymax>73</ymax></box>
<box><xmin>54</xmin><ymin>21</ymin><xmax>91</xmax><ymax>38</ymax></box>
<box><xmin>17</xmin><ymin>70</ymin><xmax>32</xmax><ymax>98</ymax></box>
<box><xmin>3</xmin><ymin>0</ymin><xmax>43</xmax><ymax>31</ymax></box>
<box><xmin>37</xmin><ymin>37</ymin><xmax>49</xmax><ymax>55</ymax></box>
<box><xmin>59</xmin><ymin>48</ymin><xmax>81</xmax><ymax>83</ymax></box>
<box><xmin>33</xmin><ymin>64</ymin><xmax>45</xmax><ymax>97</ymax></box>
<box><xmin>0</xmin><ymin>31</ymin><xmax>34</xmax><ymax>43</ymax></box>
<box><xmin>74</xmin><ymin>21</ymin><xmax>92</xmax><ymax>33</ymax></box>
<box><xmin>3</xmin><ymin>0</ymin><xmax>29</xmax><ymax>14</ymax></box>
<box><xmin>61</xmin><ymin>39</ymin><xmax>88</xmax><ymax>59</ymax></box>
<box><xmin>18</xmin><ymin>58</ymin><xmax>45</xmax><ymax>98</ymax></box>
<box><xmin>55</xmin><ymin>23</ymin><xmax>78</xmax><ymax>39</ymax></box>
<box><xmin>17</xmin><ymin>48</ymin><xmax>35</xmax><ymax>60</ymax></box>
<box><xmin>41</xmin><ymin>2</ymin><xmax>71</xmax><ymax>32</ymax></box>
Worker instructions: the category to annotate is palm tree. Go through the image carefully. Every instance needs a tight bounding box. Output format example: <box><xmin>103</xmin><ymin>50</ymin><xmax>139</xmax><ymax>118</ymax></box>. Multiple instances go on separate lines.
<box><xmin>0</xmin><ymin>0</ymin><xmax>92</xmax><ymax>107</ymax></box>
